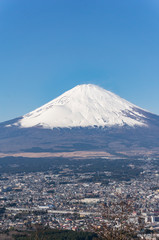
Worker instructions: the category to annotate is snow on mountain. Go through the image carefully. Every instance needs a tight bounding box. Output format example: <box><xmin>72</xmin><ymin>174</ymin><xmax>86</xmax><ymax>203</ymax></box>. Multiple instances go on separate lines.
<box><xmin>15</xmin><ymin>84</ymin><xmax>148</xmax><ymax>129</ymax></box>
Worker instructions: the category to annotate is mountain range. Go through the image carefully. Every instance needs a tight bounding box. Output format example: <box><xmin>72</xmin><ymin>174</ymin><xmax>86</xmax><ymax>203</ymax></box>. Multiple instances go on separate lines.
<box><xmin>0</xmin><ymin>84</ymin><xmax>159</xmax><ymax>157</ymax></box>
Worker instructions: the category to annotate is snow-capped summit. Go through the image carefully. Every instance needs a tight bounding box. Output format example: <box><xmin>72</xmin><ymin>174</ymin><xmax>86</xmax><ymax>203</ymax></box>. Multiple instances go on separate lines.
<box><xmin>16</xmin><ymin>84</ymin><xmax>147</xmax><ymax>129</ymax></box>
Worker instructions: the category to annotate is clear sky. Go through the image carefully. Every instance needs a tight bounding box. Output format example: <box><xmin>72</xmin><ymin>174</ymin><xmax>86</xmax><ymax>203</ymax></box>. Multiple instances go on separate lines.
<box><xmin>0</xmin><ymin>0</ymin><xmax>159</xmax><ymax>122</ymax></box>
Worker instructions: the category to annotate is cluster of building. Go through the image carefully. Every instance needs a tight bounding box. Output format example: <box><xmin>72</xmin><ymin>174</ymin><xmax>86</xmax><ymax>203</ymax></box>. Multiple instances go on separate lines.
<box><xmin>0</xmin><ymin>159</ymin><xmax>159</xmax><ymax>238</ymax></box>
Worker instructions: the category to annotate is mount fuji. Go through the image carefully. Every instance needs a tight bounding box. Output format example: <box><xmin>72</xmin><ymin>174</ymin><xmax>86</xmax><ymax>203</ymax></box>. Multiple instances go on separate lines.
<box><xmin>0</xmin><ymin>84</ymin><xmax>159</xmax><ymax>157</ymax></box>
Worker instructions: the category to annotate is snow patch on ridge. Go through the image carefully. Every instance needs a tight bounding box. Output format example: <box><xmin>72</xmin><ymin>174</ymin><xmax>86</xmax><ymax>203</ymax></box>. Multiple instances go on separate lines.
<box><xmin>16</xmin><ymin>84</ymin><xmax>147</xmax><ymax>129</ymax></box>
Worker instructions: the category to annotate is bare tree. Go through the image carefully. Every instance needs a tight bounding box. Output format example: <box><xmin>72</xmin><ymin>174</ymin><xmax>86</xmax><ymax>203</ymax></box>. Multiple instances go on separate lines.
<box><xmin>91</xmin><ymin>195</ymin><xmax>146</xmax><ymax>240</ymax></box>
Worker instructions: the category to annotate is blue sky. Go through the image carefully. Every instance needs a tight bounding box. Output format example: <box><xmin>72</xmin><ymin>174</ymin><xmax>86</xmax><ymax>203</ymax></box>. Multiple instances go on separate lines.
<box><xmin>0</xmin><ymin>0</ymin><xmax>159</xmax><ymax>122</ymax></box>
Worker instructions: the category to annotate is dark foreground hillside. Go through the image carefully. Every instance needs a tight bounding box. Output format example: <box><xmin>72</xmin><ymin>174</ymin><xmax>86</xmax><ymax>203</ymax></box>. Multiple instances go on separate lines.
<box><xmin>0</xmin><ymin>228</ymin><xmax>97</xmax><ymax>240</ymax></box>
